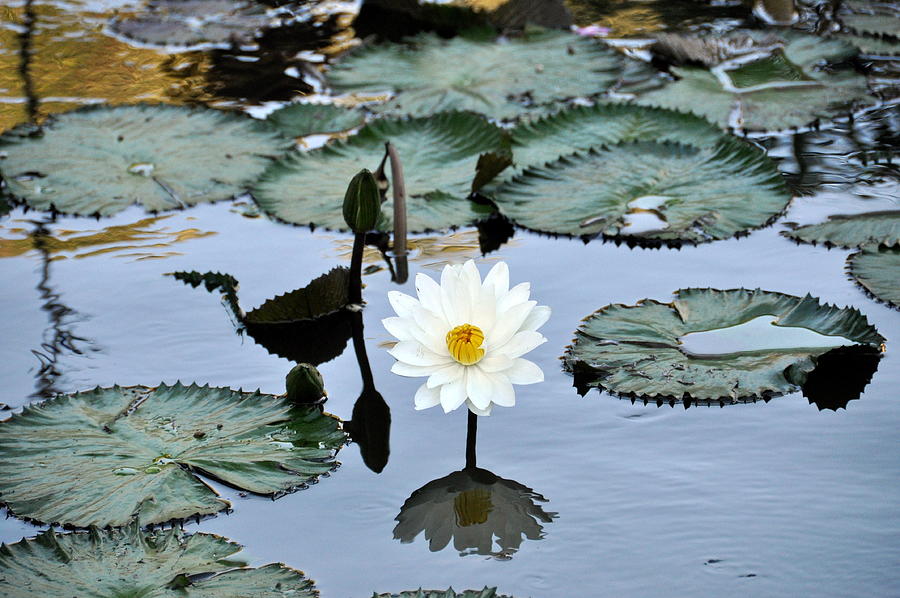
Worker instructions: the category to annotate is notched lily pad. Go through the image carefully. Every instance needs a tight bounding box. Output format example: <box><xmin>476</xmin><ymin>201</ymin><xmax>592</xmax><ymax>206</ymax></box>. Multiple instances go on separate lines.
<box><xmin>848</xmin><ymin>245</ymin><xmax>900</xmax><ymax>308</ymax></box>
<box><xmin>0</xmin><ymin>523</ymin><xmax>317</xmax><ymax>598</ymax></box>
<box><xmin>564</xmin><ymin>288</ymin><xmax>885</xmax><ymax>405</ymax></box>
<box><xmin>327</xmin><ymin>28</ymin><xmax>623</xmax><ymax>120</ymax></box>
<box><xmin>172</xmin><ymin>268</ymin><xmax>354</xmax><ymax>364</ymax></box>
<box><xmin>837</xmin><ymin>0</ymin><xmax>900</xmax><ymax>39</ymax></box>
<box><xmin>267</xmin><ymin>103</ymin><xmax>367</xmax><ymax>138</ymax></box>
<box><xmin>374</xmin><ymin>589</ymin><xmax>515</xmax><ymax>598</ymax></box>
<box><xmin>638</xmin><ymin>32</ymin><xmax>874</xmax><ymax>130</ymax></box>
<box><xmin>253</xmin><ymin>112</ymin><xmax>506</xmax><ymax>232</ymax></box>
<box><xmin>0</xmin><ymin>383</ymin><xmax>345</xmax><ymax>527</ymax></box>
<box><xmin>782</xmin><ymin>211</ymin><xmax>900</xmax><ymax>248</ymax></box>
<box><xmin>492</xmin><ymin>138</ymin><xmax>790</xmax><ymax>244</ymax></box>
<box><xmin>0</xmin><ymin>104</ymin><xmax>291</xmax><ymax>217</ymax></box>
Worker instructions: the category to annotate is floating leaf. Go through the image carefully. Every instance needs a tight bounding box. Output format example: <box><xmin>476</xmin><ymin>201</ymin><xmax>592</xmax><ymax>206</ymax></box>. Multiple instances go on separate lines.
<box><xmin>492</xmin><ymin>138</ymin><xmax>790</xmax><ymax>243</ymax></box>
<box><xmin>327</xmin><ymin>29</ymin><xmax>623</xmax><ymax>120</ymax></box>
<box><xmin>848</xmin><ymin>245</ymin><xmax>900</xmax><ymax>308</ymax></box>
<box><xmin>373</xmin><ymin>589</ymin><xmax>514</xmax><ymax>598</ymax></box>
<box><xmin>0</xmin><ymin>383</ymin><xmax>345</xmax><ymax>527</ymax></box>
<box><xmin>267</xmin><ymin>103</ymin><xmax>367</xmax><ymax>137</ymax></box>
<box><xmin>109</xmin><ymin>0</ymin><xmax>272</xmax><ymax>47</ymax></box>
<box><xmin>637</xmin><ymin>33</ymin><xmax>873</xmax><ymax>130</ymax></box>
<box><xmin>0</xmin><ymin>104</ymin><xmax>291</xmax><ymax>217</ymax></box>
<box><xmin>394</xmin><ymin>467</ymin><xmax>556</xmax><ymax>558</ymax></box>
<box><xmin>782</xmin><ymin>211</ymin><xmax>900</xmax><ymax>248</ymax></box>
<box><xmin>254</xmin><ymin>112</ymin><xmax>505</xmax><ymax>232</ymax></box>
<box><xmin>506</xmin><ymin>103</ymin><xmax>725</xmax><ymax>179</ymax></box>
<box><xmin>0</xmin><ymin>523</ymin><xmax>317</xmax><ymax>598</ymax></box>
<box><xmin>171</xmin><ymin>270</ymin><xmax>243</xmax><ymax>319</ymax></box>
<box><xmin>837</xmin><ymin>0</ymin><xmax>900</xmax><ymax>39</ymax></box>
<box><xmin>564</xmin><ymin>288</ymin><xmax>884</xmax><ymax>404</ymax></box>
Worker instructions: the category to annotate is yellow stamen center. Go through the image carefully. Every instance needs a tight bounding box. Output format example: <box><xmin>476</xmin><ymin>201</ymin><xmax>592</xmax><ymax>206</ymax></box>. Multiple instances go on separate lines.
<box><xmin>453</xmin><ymin>489</ymin><xmax>493</xmax><ymax>527</ymax></box>
<box><xmin>446</xmin><ymin>323</ymin><xmax>485</xmax><ymax>366</ymax></box>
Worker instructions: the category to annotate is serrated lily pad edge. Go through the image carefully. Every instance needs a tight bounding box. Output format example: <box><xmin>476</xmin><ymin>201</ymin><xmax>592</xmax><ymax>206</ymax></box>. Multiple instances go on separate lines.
<box><xmin>0</xmin><ymin>382</ymin><xmax>345</xmax><ymax>529</ymax></box>
<box><xmin>563</xmin><ymin>287</ymin><xmax>886</xmax><ymax>406</ymax></box>
<box><xmin>847</xmin><ymin>245</ymin><xmax>900</xmax><ymax>310</ymax></box>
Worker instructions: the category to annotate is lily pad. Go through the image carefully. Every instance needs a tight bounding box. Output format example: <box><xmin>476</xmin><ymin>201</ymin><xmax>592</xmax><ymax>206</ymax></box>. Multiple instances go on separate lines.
<box><xmin>0</xmin><ymin>383</ymin><xmax>345</xmax><ymax>527</ymax></box>
<box><xmin>0</xmin><ymin>523</ymin><xmax>316</xmax><ymax>598</ymax></box>
<box><xmin>505</xmin><ymin>103</ymin><xmax>725</xmax><ymax>180</ymax></box>
<box><xmin>0</xmin><ymin>104</ymin><xmax>291</xmax><ymax>217</ymax></box>
<box><xmin>837</xmin><ymin>1</ymin><xmax>900</xmax><ymax>38</ymax></box>
<box><xmin>374</xmin><ymin>590</ymin><xmax>514</xmax><ymax>598</ymax></box>
<box><xmin>637</xmin><ymin>33</ymin><xmax>873</xmax><ymax>130</ymax></box>
<box><xmin>849</xmin><ymin>245</ymin><xmax>900</xmax><ymax>308</ymax></box>
<box><xmin>492</xmin><ymin>138</ymin><xmax>790</xmax><ymax>243</ymax></box>
<box><xmin>782</xmin><ymin>211</ymin><xmax>900</xmax><ymax>248</ymax></box>
<box><xmin>254</xmin><ymin>112</ymin><xmax>506</xmax><ymax>232</ymax></box>
<box><xmin>110</xmin><ymin>0</ymin><xmax>272</xmax><ymax>47</ymax></box>
<box><xmin>267</xmin><ymin>103</ymin><xmax>367</xmax><ymax>138</ymax></box>
<box><xmin>564</xmin><ymin>288</ymin><xmax>885</xmax><ymax>404</ymax></box>
<box><xmin>327</xmin><ymin>29</ymin><xmax>623</xmax><ymax>120</ymax></box>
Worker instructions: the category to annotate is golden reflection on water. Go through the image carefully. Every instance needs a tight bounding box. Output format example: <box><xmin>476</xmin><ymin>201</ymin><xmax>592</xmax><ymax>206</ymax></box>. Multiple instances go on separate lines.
<box><xmin>0</xmin><ymin>215</ymin><xmax>216</xmax><ymax>261</ymax></box>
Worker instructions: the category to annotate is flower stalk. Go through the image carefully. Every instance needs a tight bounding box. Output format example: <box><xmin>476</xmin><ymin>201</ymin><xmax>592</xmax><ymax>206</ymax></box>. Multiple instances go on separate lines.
<box><xmin>386</xmin><ymin>142</ymin><xmax>409</xmax><ymax>284</ymax></box>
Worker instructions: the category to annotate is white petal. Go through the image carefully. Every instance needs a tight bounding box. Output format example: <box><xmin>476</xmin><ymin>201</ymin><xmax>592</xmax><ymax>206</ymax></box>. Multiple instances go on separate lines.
<box><xmin>471</xmin><ymin>285</ymin><xmax>497</xmax><ymax>334</ymax></box>
<box><xmin>460</xmin><ymin>260</ymin><xmax>482</xmax><ymax>310</ymax></box>
<box><xmin>382</xmin><ymin>316</ymin><xmax>415</xmax><ymax>342</ymax></box>
<box><xmin>389</xmin><ymin>340</ymin><xmax>453</xmax><ymax>367</ymax></box>
<box><xmin>506</xmin><ymin>358</ymin><xmax>544</xmax><ymax>385</ymax></box>
<box><xmin>414</xmin><ymin>383</ymin><xmax>441</xmax><ymax>410</ymax></box>
<box><xmin>497</xmin><ymin>282</ymin><xmax>531</xmax><ymax>313</ymax></box>
<box><xmin>391</xmin><ymin>361</ymin><xmax>440</xmax><ymax>378</ymax></box>
<box><xmin>493</xmin><ymin>330</ymin><xmax>547</xmax><ymax>359</ymax></box>
<box><xmin>466</xmin><ymin>366</ymin><xmax>494</xmax><ymax>410</ymax></box>
<box><xmin>388</xmin><ymin>290</ymin><xmax>420</xmax><ymax>319</ymax></box>
<box><xmin>439</xmin><ymin>371</ymin><xmax>468</xmax><ymax>412</ymax></box>
<box><xmin>487</xmin><ymin>300</ymin><xmax>537</xmax><ymax>349</ymax></box>
<box><xmin>440</xmin><ymin>264</ymin><xmax>468</xmax><ymax>325</ymax></box>
<box><xmin>411</xmin><ymin>306</ymin><xmax>451</xmax><ymax>353</ymax></box>
<box><xmin>415</xmin><ymin>273</ymin><xmax>444</xmax><ymax>317</ymax></box>
<box><xmin>482</xmin><ymin>261</ymin><xmax>509</xmax><ymax>299</ymax></box>
<box><xmin>465</xmin><ymin>398</ymin><xmax>492</xmax><ymax>416</ymax></box>
<box><xmin>426</xmin><ymin>363</ymin><xmax>464</xmax><ymax>388</ymax></box>
<box><xmin>521</xmin><ymin>304</ymin><xmax>551</xmax><ymax>332</ymax></box>
<box><xmin>477</xmin><ymin>355</ymin><xmax>513</xmax><ymax>373</ymax></box>
<box><xmin>491</xmin><ymin>375</ymin><xmax>516</xmax><ymax>407</ymax></box>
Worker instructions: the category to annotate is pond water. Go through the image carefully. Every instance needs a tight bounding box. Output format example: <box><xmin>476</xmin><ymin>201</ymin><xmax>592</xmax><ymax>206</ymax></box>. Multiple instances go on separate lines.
<box><xmin>1</xmin><ymin>1</ymin><xmax>899</xmax><ymax>597</ymax></box>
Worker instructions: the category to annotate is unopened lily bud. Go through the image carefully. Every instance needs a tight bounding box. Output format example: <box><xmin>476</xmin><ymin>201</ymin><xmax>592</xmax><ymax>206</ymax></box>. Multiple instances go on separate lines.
<box><xmin>343</xmin><ymin>169</ymin><xmax>381</xmax><ymax>233</ymax></box>
<box><xmin>285</xmin><ymin>363</ymin><xmax>326</xmax><ymax>404</ymax></box>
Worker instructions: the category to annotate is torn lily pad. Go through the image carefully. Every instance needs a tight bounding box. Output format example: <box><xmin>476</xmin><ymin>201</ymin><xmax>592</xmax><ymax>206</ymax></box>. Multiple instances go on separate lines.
<box><xmin>327</xmin><ymin>29</ymin><xmax>622</xmax><ymax>120</ymax></box>
<box><xmin>782</xmin><ymin>211</ymin><xmax>900</xmax><ymax>248</ymax></box>
<box><xmin>374</xmin><ymin>589</ymin><xmax>515</xmax><ymax>598</ymax></box>
<box><xmin>0</xmin><ymin>383</ymin><xmax>345</xmax><ymax>527</ymax></box>
<box><xmin>110</xmin><ymin>0</ymin><xmax>273</xmax><ymax>47</ymax></box>
<box><xmin>0</xmin><ymin>104</ymin><xmax>291</xmax><ymax>217</ymax></box>
<box><xmin>638</xmin><ymin>33</ymin><xmax>874</xmax><ymax>130</ymax></box>
<box><xmin>267</xmin><ymin>103</ymin><xmax>367</xmax><ymax>138</ymax></box>
<box><xmin>254</xmin><ymin>112</ymin><xmax>506</xmax><ymax>232</ymax></box>
<box><xmin>849</xmin><ymin>245</ymin><xmax>900</xmax><ymax>308</ymax></box>
<box><xmin>564</xmin><ymin>288</ymin><xmax>885</xmax><ymax>404</ymax></box>
<box><xmin>0</xmin><ymin>523</ymin><xmax>317</xmax><ymax>598</ymax></box>
<box><xmin>492</xmin><ymin>138</ymin><xmax>790</xmax><ymax>243</ymax></box>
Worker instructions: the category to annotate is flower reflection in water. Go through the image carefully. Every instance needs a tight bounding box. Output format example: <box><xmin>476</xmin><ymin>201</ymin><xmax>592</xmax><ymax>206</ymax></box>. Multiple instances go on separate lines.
<box><xmin>393</xmin><ymin>466</ymin><xmax>556</xmax><ymax>559</ymax></box>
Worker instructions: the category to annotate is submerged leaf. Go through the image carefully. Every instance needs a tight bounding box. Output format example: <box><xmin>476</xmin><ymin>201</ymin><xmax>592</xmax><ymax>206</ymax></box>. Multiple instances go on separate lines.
<box><xmin>0</xmin><ymin>104</ymin><xmax>291</xmax><ymax>217</ymax></box>
<box><xmin>782</xmin><ymin>211</ymin><xmax>900</xmax><ymax>248</ymax></box>
<box><xmin>254</xmin><ymin>112</ymin><xmax>505</xmax><ymax>232</ymax></box>
<box><xmin>0</xmin><ymin>524</ymin><xmax>317</xmax><ymax>598</ymax></box>
<box><xmin>492</xmin><ymin>138</ymin><xmax>790</xmax><ymax>243</ymax></box>
<box><xmin>0</xmin><ymin>383</ymin><xmax>345</xmax><ymax>527</ymax></box>
<box><xmin>565</xmin><ymin>288</ymin><xmax>884</xmax><ymax>404</ymax></box>
<box><xmin>267</xmin><ymin>103</ymin><xmax>367</xmax><ymax>137</ymax></box>
<box><xmin>328</xmin><ymin>29</ymin><xmax>623</xmax><ymax>120</ymax></box>
<box><xmin>848</xmin><ymin>245</ymin><xmax>900</xmax><ymax>308</ymax></box>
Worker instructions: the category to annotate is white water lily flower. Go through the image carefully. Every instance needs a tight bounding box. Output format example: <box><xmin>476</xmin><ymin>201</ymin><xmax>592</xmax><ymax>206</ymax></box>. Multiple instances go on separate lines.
<box><xmin>383</xmin><ymin>260</ymin><xmax>550</xmax><ymax>416</ymax></box>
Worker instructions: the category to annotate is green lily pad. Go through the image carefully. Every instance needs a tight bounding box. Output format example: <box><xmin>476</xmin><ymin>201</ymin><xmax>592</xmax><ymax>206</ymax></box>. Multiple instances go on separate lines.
<box><xmin>267</xmin><ymin>103</ymin><xmax>367</xmax><ymax>138</ymax></box>
<box><xmin>782</xmin><ymin>211</ymin><xmax>900</xmax><ymax>248</ymax></box>
<box><xmin>0</xmin><ymin>104</ymin><xmax>291</xmax><ymax>217</ymax></box>
<box><xmin>254</xmin><ymin>112</ymin><xmax>506</xmax><ymax>232</ymax></box>
<box><xmin>374</xmin><ymin>589</ymin><xmax>514</xmax><ymax>598</ymax></box>
<box><xmin>0</xmin><ymin>383</ymin><xmax>345</xmax><ymax>527</ymax></box>
<box><xmin>0</xmin><ymin>523</ymin><xmax>316</xmax><ymax>598</ymax></box>
<box><xmin>505</xmin><ymin>103</ymin><xmax>724</xmax><ymax>180</ymax></box>
<box><xmin>492</xmin><ymin>138</ymin><xmax>790</xmax><ymax>243</ymax></box>
<box><xmin>637</xmin><ymin>33</ymin><xmax>873</xmax><ymax>130</ymax></box>
<box><xmin>327</xmin><ymin>29</ymin><xmax>623</xmax><ymax>120</ymax></box>
<box><xmin>838</xmin><ymin>1</ymin><xmax>900</xmax><ymax>38</ymax></box>
<box><xmin>109</xmin><ymin>0</ymin><xmax>271</xmax><ymax>47</ymax></box>
<box><xmin>839</xmin><ymin>33</ymin><xmax>900</xmax><ymax>55</ymax></box>
<box><xmin>564</xmin><ymin>288</ymin><xmax>885</xmax><ymax>404</ymax></box>
<box><xmin>849</xmin><ymin>245</ymin><xmax>900</xmax><ymax>308</ymax></box>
